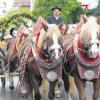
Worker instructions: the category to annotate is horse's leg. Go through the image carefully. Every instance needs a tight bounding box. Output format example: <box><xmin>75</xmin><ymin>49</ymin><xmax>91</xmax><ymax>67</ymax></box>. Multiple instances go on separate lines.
<box><xmin>48</xmin><ymin>80</ymin><xmax>57</xmax><ymax>100</ymax></box>
<box><xmin>21</xmin><ymin>65</ymin><xmax>42</xmax><ymax>100</ymax></box>
<box><xmin>21</xmin><ymin>80</ymin><xmax>28</xmax><ymax>98</ymax></box>
<box><xmin>74</xmin><ymin>74</ymin><xmax>86</xmax><ymax>100</ymax></box>
<box><xmin>26</xmin><ymin>73</ymin><xmax>41</xmax><ymax>100</ymax></box>
<box><xmin>9</xmin><ymin>75</ymin><xmax>14</xmax><ymax>91</ymax></box>
<box><xmin>29</xmin><ymin>89</ymin><xmax>34</xmax><ymax>100</ymax></box>
<box><xmin>92</xmin><ymin>78</ymin><xmax>100</xmax><ymax>100</ymax></box>
<box><xmin>40</xmin><ymin>80</ymin><xmax>49</xmax><ymax>100</ymax></box>
<box><xmin>32</xmin><ymin>77</ymin><xmax>42</xmax><ymax>100</ymax></box>
<box><xmin>9</xmin><ymin>60</ymin><xmax>16</xmax><ymax>91</ymax></box>
<box><xmin>24</xmin><ymin>64</ymin><xmax>42</xmax><ymax>100</ymax></box>
<box><xmin>69</xmin><ymin>75</ymin><xmax>78</xmax><ymax>100</ymax></box>
<box><xmin>1</xmin><ymin>78</ymin><xmax>6</xmax><ymax>87</ymax></box>
<box><xmin>25</xmin><ymin>76</ymin><xmax>41</xmax><ymax>100</ymax></box>
<box><xmin>62</xmin><ymin>70</ymin><xmax>70</xmax><ymax>93</ymax></box>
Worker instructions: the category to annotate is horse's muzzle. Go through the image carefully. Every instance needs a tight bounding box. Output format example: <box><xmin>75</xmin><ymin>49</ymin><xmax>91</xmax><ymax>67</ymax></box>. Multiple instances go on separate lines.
<box><xmin>89</xmin><ymin>44</ymin><xmax>99</xmax><ymax>58</ymax></box>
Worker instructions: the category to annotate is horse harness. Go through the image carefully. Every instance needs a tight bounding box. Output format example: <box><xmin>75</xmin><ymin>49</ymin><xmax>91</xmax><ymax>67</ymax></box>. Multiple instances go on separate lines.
<box><xmin>63</xmin><ymin>34</ymin><xmax>100</xmax><ymax>80</ymax></box>
<box><xmin>73</xmin><ymin>35</ymin><xmax>100</xmax><ymax>80</ymax></box>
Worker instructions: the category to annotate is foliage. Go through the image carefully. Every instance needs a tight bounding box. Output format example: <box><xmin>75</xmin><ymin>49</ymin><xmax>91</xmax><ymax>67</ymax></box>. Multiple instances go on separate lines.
<box><xmin>0</xmin><ymin>13</ymin><xmax>35</xmax><ymax>30</ymax></box>
<box><xmin>32</xmin><ymin>0</ymin><xmax>84</xmax><ymax>23</ymax></box>
<box><xmin>0</xmin><ymin>7</ymin><xmax>35</xmax><ymax>30</ymax></box>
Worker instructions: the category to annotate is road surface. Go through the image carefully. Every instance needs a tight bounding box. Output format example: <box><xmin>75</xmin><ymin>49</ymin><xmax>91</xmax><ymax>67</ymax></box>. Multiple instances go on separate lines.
<box><xmin>0</xmin><ymin>77</ymin><xmax>100</xmax><ymax>100</ymax></box>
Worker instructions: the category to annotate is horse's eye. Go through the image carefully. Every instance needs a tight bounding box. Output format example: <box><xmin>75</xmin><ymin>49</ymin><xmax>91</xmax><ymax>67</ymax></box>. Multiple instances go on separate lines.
<box><xmin>59</xmin><ymin>48</ymin><xmax>62</xmax><ymax>52</ymax></box>
<box><xmin>50</xmin><ymin>50</ymin><xmax>54</xmax><ymax>53</ymax></box>
<box><xmin>97</xmin><ymin>43</ymin><xmax>99</xmax><ymax>47</ymax></box>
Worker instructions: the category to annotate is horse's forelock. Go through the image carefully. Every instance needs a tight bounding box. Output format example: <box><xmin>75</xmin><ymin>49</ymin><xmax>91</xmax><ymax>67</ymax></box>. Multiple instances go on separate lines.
<box><xmin>46</xmin><ymin>24</ymin><xmax>62</xmax><ymax>39</ymax></box>
<box><xmin>80</xmin><ymin>16</ymin><xmax>99</xmax><ymax>45</ymax></box>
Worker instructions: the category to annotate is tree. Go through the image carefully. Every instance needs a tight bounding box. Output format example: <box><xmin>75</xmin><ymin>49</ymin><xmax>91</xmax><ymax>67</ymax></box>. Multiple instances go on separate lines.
<box><xmin>32</xmin><ymin>0</ymin><xmax>83</xmax><ymax>23</ymax></box>
<box><xmin>0</xmin><ymin>7</ymin><xmax>36</xmax><ymax>30</ymax></box>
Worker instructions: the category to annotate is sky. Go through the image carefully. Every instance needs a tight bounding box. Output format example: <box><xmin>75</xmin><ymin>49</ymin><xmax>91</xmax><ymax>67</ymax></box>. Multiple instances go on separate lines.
<box><xmin>0</xmin><ymin>0</ymin><xmax>14</xmax><ymax>11</ymax></box>
<box><xmin>77</xmin><ymin>0</ymin><xmax>99</xmax><ymax>9</ymax></box>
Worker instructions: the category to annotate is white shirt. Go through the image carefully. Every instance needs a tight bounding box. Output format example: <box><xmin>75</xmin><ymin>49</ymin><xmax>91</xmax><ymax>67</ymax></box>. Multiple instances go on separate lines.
<box><xmin>55</xmin><ymin>16</ymin><xmax>59</xmax><ymax>20</ymax></box>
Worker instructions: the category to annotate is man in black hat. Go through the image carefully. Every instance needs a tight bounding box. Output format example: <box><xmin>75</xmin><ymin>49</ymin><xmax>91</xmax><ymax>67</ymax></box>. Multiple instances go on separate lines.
<box><xmin>47</xmin><ymin>6</ymin><xmax>64</xmax><ymax>25</ymax></box>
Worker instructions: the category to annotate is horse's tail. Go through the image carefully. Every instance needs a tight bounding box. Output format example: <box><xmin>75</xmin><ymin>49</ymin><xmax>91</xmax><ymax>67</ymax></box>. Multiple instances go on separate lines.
<box><xmin>40</xmin><ymin>80</ymin><xmax>49</xmax><ymax>100</ymax></box>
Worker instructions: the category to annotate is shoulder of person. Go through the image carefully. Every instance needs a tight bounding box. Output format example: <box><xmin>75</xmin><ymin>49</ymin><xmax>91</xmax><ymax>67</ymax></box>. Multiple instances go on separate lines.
<box><xmin>47</xmin><ymin>16</ymin><xmax>54</xmax><ymax>19</ymax></box>
<box><xmin>59</xmin><ymin>17</ymin><xmax>63</xmax><ymax>20</ymax></box>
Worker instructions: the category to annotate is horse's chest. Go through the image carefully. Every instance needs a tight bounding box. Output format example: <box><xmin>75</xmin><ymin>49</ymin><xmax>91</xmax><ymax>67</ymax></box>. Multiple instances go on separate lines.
<box><xmin>77</xmin><ymin>63</ymin><xmax>100</xmax><ymax>81</ymax></box>
<box><xmin>36</xmin><ymin>61</ymin><xmax>63</xmax><ymax>82</ymax></box>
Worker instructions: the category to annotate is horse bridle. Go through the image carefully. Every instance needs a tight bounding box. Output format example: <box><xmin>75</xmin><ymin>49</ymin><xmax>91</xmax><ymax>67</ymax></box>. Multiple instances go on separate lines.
<box><xmin>48</xmin><ymin>44</ymin><xmax>61</xmax><ymax>53</ymax></box>
<box><xmin>86</xmin><ymin>39</ymin><xmax>100</xmax><ymax>47</ymax></box>
<box><xmin>75</xmin><ymin>38</ymin><xmax>100</xmax><ymax>68</ymax></box>
<box><xmin>30</xmin><ymin>38</ymin><xmax>63</xmax><ymax>69</ymax></box>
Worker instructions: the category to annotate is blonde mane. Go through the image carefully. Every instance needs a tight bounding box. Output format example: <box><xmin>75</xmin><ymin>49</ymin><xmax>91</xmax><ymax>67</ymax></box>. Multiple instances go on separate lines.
<box><xmin>36</xmin><ymin>24</ymin><xmax>62</xmax><ymax>49</ymax></box>
<box><xmin>80</xmin><ymin>16</ymin><xmax>99</xmax><ymax>45</ymax></box>
<box><xmin>46</xmin><ymin>24</ymin><xmax>62</xmax><ymax>39</ymax></box>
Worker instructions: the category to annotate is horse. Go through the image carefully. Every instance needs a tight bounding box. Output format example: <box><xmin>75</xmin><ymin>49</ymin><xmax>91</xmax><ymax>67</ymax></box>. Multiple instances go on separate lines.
<box><xmin>0</xmin><ymin>36</ymin><xmax>15</xmax><ymax>87</ymax></box>
<box><xmin>63</xmin><ymin>15</ymin><xmax>100</xmax><ymax>100</ymax></box>
<box><xmin>17</xmin><ymin>17</ymin><xmax>64</xmax><ymax>100</ymax></box>
<box><xmin>1</xmin><ymin>25</ymin><xmax>28</xmax><ymax>91</ymax></box>
<box><xmin>0</xmin><ymin>47</ymin><xmax>6</xmax><ymax>87</ymax></box>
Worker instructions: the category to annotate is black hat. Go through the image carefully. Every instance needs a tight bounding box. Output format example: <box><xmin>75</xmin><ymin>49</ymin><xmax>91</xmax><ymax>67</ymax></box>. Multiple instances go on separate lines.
<box><xmin>10</xmin><ymin>27</ymin><xmax>15</xmax><ymax>37</ymax></box>
<box><xmin>52</xmin><ymin>6</ymin><xmax>61</xmax><ymax>11</ymax></box>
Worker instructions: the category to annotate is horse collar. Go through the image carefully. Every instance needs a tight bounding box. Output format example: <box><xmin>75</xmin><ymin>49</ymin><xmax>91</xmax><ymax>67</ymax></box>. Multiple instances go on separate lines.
<box><xmin>73</xmin><ymin>38</ymin><xmax>100</xmax><ymax>68</ymax></box>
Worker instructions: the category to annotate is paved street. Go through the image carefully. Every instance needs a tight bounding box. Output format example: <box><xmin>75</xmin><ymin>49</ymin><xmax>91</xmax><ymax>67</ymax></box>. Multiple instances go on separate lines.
<box><xmin>0</xmin><ymin>77</ymin><xmax>100</xmax><ymax>100</ymax></box>
<box><xmin>0</xmin><ymin>77</ymin><xmax>27</xmax><ymax>100</ymax></box>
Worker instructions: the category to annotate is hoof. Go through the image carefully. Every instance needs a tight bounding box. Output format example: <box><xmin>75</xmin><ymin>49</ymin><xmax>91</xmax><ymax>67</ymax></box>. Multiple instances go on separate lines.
<box><xmin>55</xmin><ymin>90</ymin><xmax>61</xmax><ymax>98</ymax></box>
<box><xmin>9</xmin><ymin>86</ymin><xmax>14</xmax><ymax>91</ymax></box>
<box><xmin>21</xmin><ymin>93</ymin><xmax>28</xmax><ymax>98</ymax></box>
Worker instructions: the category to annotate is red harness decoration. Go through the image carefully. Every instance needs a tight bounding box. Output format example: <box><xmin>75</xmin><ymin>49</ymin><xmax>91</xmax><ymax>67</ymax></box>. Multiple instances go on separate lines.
<box><xmin>78</xmin><ymin>40</ymin><xmax>99</xmax><ymax>63</ymax></box>
<box><xmin>69</xmin><ymin>40</ymin><xmax>74</xmax><ymax>57</ymax></box>
<box><xmin>69</xmin><ymin>39</ymin><xmax>99</xmax><ymax>62</ymax></box>
<box><xmin>35</xmin><ymin>32</ymin><xmax>53</xmax><ymax>63</ymax></box>
<box><xmin>31</xmin><ymin>32</ymin><xmax>63</xmax><ymax>81</ymax></box>
<box><xmin>73</xmin><ymin>39</ymin><xmax>100</xmax><ymax>80</ymax></box>
<box><xmin>28</xmin><ymin>32</ymin><xmax>40</xmax><ymax>58</ymax></box>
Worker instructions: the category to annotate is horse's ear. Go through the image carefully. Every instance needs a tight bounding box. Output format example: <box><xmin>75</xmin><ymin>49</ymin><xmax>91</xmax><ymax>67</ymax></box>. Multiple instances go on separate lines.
<box><xmin>58</xmin><ymin>23</ymin><xmax>63</xmax><ymax>30</ymax></box>
<box><xmin>59</xmin><ymin>23</ymin><xmax>68</xmax><ymax>30</ymax></box>
<box><xmin>58</xmin><ymin>23</ymin><xmax>68</xmax><ymax>34</ymax></box>
<box><xmin>37</xmin><ymin>16</ymin><xmax>48</xmax><ymax>31</ymax></box>
<box><xmin>96</xmin><ymin>16</ymin><xmax>100</xmax><ymax>25</ymax></box>
<box><xmin>42</xmin><ymin>23</ymin><xmax>48</xmax><ymax>31</ymax></box>
<box><xmin>82</xmin><ymin>15</ymin><xmax>88</xmax><ymax>23</ymax></box>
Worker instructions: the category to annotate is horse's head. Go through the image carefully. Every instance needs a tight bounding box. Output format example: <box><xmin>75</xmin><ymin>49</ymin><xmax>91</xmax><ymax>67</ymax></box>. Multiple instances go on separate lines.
<box><xmin>80</xmin><ymin>16</ymin><xmax>100</xmax><ymax>58</ymax></box>
<box><xmin>67</xmin><ymin>24</ymin><xmax>77</xmax><ymax>35</ymax></box>
<box><xmin>43</xmin><ymin>24</ymin><xmax>63</xmax><ymax>62</ymax></box>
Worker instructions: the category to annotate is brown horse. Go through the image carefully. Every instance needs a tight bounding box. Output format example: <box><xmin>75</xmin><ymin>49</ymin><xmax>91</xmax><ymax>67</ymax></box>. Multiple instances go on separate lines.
<box><xmin>0</xmin><ymin>37</ymin><xmax>14</xmax><ymax>87</ymax></box>
<box><xmin>63</xmin><ymin>16</ymin><xmax>100</xmax><ymax>100</ymax></box>
<box><xmin>17</xmin><ymin>19</ymin><xmax>64</xmax><ymax>100</ymax></box>
<box><xmin>1</xmin><ymin>26</ymin><xmax>28</xmax><ymax>90</ymax></box>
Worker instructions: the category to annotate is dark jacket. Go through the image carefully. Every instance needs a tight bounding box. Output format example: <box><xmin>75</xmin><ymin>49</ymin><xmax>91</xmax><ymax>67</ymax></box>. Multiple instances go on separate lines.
<box><xmin>47</xmin><ymin>16</ymin><xmax>64</xmax><ymax>25</ymax></box>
